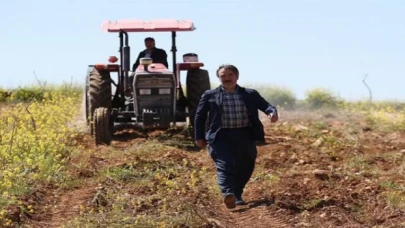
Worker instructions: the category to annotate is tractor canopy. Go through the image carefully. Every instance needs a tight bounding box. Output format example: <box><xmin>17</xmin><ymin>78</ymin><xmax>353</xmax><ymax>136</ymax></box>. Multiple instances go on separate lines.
<box><xmin>101</xmin><ymin>19</ymin><xmax>196</xmax><ymax>32</ymax></box>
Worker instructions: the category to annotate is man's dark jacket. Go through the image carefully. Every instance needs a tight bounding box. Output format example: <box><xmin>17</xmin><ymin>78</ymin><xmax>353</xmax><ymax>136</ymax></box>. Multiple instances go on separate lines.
<box><xmin>132</xmin><ymin>47</ymin><xmax>168</xmax><ymax>71</ymax></box>
<box><xmin>194</xmin><ymin>85</ymin><xmax>277</xmax><ymax>144</ymax></box>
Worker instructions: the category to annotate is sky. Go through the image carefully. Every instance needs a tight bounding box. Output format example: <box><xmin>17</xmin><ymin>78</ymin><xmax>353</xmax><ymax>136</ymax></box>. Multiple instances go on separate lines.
<box><xmin>0</xmin><ymin>0</ymin><xmax>404</xmax><ymax>101</ymax></box>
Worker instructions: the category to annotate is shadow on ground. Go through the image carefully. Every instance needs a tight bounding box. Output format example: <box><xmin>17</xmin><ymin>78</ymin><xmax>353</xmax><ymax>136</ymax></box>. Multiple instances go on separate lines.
<box><xmin>232</xmin><ymin>199</ymin><xmax>275</xmax><ymax>213</ymax></box>
<box><xmin>112</xmin><ymin>130</ymin><xmax>148</xmax><ymax>142</ymax></box>
<box><xmin>110</xmin><ymin>127</ymin><xmax>201</xmax><ymax>152</ymax></box>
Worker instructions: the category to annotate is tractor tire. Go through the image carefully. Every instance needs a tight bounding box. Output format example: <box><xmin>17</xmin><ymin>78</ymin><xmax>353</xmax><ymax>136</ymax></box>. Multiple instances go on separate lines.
<box><xmin>186</xmin><ymin>69</ymin><xmax>211</xmax><ymax>127</ymax></box>
<box><xmin>93</xmin><ymin>107</ymin><xmax>112</xmax><ymax>145</ymax></box>
<box><xmin>88</xmin><ymin>68</ymin><xmax>112</xmax><ymax>136</ymax></box>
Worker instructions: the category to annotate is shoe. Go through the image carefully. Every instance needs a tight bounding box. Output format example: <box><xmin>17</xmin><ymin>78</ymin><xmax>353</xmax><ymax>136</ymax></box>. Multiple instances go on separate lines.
<box><xmin>223</xmin><ymin>194</ymin><xmax>236</xmax><ymax>209</ymax></box>
<box><xmin>236</xmin><ymin>198</ymin><xmax>247</xmax><ymax>205</ymax></box>
<box><xmin>235</xmin><ymin>193</ymin><xmax>247</xmax><ymax>205</ymax></box>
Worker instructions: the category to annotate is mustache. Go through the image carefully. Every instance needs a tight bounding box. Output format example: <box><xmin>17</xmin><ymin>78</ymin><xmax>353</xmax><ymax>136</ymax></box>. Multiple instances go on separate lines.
<box><xmin>224</xmin><ymin>80</ymin><xmax>232</xmax><ymax>83</ymax></box>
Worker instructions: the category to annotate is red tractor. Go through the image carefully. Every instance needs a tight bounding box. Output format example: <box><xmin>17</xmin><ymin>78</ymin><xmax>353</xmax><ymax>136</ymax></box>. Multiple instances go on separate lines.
<box><xmin>84</xmin><ymin>19</ymin><xmax>211</xmax><ymax>145</ymax></box>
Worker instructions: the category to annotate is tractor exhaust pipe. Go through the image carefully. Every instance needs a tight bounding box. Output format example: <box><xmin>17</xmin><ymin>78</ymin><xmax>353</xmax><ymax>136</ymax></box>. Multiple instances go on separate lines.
<box><xmin>122</xmin><ymin>45</ymin><xmax>130</xmax><ymax>90</ymax></box>
<box><xmin>119</xmin><ymin>30</ymin><xmax>130</xmax><ymax>92</ymax></box>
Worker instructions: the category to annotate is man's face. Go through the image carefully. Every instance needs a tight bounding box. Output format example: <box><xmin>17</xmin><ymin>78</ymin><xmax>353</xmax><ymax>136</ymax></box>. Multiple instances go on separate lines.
<box><xmin>145</xmin><ymin>40</ymin><xmax>155</xmax><ymax>50</ymax></box>
<box><xmin>218</xmin><ymin>68</ymin><xmax>238</xmax><ymax>89</ymax></box>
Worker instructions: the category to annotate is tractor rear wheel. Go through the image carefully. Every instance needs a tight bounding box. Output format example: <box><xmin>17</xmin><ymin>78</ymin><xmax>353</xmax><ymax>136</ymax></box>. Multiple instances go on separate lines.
<box><xmin>87</xmin><ymin>68</ymin><xmax>112</xmax><ymax>136</ymax></box>
<box><xmin>186</xmin><ymin>69</ymin><xmax>211</xmax><ymax>127</ymax></box>
<box><xmin>94</xmin><ymin>107</ymin><xmax>112</xmax><ymax>145</ymax></box>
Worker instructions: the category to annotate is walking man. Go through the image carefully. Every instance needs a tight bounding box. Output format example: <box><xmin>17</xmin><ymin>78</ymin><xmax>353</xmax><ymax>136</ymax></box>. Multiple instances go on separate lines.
<box><xmin>194</xmin><ymin>64</ymin><xmax>278</xmax><ymax>209</ymax></box>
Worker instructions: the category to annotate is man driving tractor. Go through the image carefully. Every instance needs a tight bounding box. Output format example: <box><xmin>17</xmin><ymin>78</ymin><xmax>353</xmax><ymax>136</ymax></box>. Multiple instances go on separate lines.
<box><xmin>132</xmin><ymin>37</ymin><xmax>169</xmax><ymax>71</ymax></box>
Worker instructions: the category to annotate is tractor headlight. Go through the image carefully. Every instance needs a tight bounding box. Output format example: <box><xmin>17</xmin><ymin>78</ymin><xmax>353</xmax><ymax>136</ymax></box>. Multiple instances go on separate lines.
<box><xmin>159</xmin><ymin>88</ymin><xmax>171</xmax><ymax>94</ymax></box>
<box><xmin>139</xmin><ymin>89</ymin><xmax>151</xmax><ymax>95</ymax></box>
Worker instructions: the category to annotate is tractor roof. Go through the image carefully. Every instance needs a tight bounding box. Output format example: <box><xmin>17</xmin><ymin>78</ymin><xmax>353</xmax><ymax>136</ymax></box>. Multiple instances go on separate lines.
<box><xmin>101</xmin><ymin>19</ymin><xmax>196</xmax><ymax>32</ymax></box>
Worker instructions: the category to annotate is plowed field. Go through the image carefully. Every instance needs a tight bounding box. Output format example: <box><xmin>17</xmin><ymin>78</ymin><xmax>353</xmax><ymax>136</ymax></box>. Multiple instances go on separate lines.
<box><xmin>2</xmin><ymin>100</ymin><xmax>405</xmax><ymax>228</ymax></box>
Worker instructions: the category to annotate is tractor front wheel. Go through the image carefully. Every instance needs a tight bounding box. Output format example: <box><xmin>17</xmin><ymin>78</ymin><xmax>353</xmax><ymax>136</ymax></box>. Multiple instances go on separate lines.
<box><xmin>94</xmin><ymin>107</ymin><xmax>112</xmax><ymax>145</ymax></box>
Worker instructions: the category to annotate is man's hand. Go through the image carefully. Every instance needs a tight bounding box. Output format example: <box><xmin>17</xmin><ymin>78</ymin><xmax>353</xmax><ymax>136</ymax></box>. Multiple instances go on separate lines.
<box><xmin>268</xmin><ymin>112</ymin><xmax>278</xmax><ymax>123</ymax></box>
<box><xmin>195</xmin><ymin>139</ymin><xmax>207</xmax><ymax>149</ymax></box>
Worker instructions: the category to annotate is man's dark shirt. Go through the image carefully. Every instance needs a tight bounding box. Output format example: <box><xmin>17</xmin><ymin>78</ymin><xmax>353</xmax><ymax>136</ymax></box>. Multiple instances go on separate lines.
<box><xmin>132</xmin><ymin>47</ymin><xmax>169</xmax><ymax>71</ymax></box>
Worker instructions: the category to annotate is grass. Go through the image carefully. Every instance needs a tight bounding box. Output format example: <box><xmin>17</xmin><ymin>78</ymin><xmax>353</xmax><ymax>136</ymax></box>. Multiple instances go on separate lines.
<box><xmin>0</xmin><ymin>82</ymin><xmax>405</xmax><ymax>227</ymax></box>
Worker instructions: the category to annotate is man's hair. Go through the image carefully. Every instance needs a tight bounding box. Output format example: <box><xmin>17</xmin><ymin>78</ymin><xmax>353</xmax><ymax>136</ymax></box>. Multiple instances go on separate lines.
<box><xmin>216</xmin><ymin>64</ymin><xmax>239</xmax><ymax>78</ymax></box>
<box><xmin>144</xmin><ymin>37</ymin><xmax>155</xmax><ymax>42</ymax></box>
